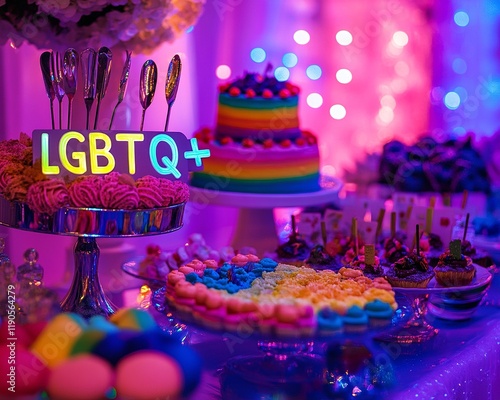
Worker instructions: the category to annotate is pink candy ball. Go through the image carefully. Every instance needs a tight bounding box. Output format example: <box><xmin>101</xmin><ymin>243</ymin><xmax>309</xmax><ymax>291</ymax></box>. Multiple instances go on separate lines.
<box><xmin>47</xmin><ymin>355</ymin><xmax>113</xmax><ymax>400</ymax></box>
<box><xmin>116</xmin><ymin>350</ymin><xmax>183</xmax><ymax>399</ymax></box>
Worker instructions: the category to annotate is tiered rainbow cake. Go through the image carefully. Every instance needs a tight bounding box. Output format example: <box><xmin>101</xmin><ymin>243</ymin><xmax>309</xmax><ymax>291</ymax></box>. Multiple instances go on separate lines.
<box><xmin>190</xmin><ymin>73</ymin><xmax>321</xmax><ymax>194</ymax></box>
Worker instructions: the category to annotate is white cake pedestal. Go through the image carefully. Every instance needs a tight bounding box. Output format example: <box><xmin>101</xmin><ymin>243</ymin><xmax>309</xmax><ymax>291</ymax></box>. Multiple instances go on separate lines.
<box><xmin>189</xmin><ymin>177</ymin><xmax>342</xmax><ymax>255</ymax></box>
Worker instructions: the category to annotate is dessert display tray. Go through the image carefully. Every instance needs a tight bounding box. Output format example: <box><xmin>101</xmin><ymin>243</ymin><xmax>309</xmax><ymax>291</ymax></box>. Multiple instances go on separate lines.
<box><xmin>0</xmin><ymin>196</ymin><xmax>185</xmax><ymax>237</ymax></box>
<box><xmin>121</xmin><ymin>257</ymin><xmax>166</xmax><ymax>288</ymax></box>
<box><xmin>0</xmin><ymin>196</ymin><xmax>186</xmax><ymax>317</ymax></box>
<box><xmin>189</xmin><ymin>175</ymin><xmax>342</xmax><ymax>209</ymax></box>
<box><xmin>393</xmin><ymin>265</ymin><xmax>492</xmax><ymax>295</ymax></box>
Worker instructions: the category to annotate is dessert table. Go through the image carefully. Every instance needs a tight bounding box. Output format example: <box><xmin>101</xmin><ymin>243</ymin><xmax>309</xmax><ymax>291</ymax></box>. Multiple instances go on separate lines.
<box><xmin>112</xmin><ymin>269</ymin><xmax>500</xmax><ymax>400</ymax></box>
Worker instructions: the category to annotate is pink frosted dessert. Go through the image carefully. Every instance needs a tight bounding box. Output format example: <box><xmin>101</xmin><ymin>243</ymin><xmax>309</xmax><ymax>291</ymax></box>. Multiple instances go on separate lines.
<box><xmin>26</xmin><ymin>179</ymin><xmax>70</xmax><ymax>214</ymax></box>
<box><xmin>99</xmin><ymin>172</ymin><xmax>139</xmax><ymax>209</ymax></box>
<box><xmin>0</xmin><ymin>162</ymin><xmax>38</xmax><ymax>202</ymax></box>
<box><xmin>68</xmin><ymin>175</ymin><xmax>104</xmax><ymax>208</ymax></box>
<box><xmin>136</xmin><ymin>175</ymin><xmax>163</xmax><ymax>208</ymax></box>
<box><xmin>158</xmin><ymin>179</ymin><xmax>189</xmax><ymax>206</ymax></box>
<box><xmin>172</xmin><ymin>180</ymin><xmax>190</xmax><ymax>204</ymax></box>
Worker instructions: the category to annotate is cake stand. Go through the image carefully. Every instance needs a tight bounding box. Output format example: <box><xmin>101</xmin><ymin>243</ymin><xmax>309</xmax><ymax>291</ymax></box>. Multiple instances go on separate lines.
<box><xmin>0</xmin><ymin>197</ymin><xmax>185</xmax><ymax>318</ymax></box>
<box><xmin>374</xmin><ymin>266</ymin><xmax>493</xmax><ymax>345</ymax></box>
<box><xmin>156</xmin><ymin>292</ymin><xmax>400</xmax><ymax>399</ymax></box>
<box><xmin>189</xmin><ymin>176</ymin><xmax>342</xmax><ymax>255</ymax></box>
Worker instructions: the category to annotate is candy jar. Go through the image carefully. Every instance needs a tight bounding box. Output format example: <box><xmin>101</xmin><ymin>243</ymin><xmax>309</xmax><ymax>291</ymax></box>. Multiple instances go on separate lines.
<box><xmin>16</xmin><ymin>249</ymin><xmax>44</xmax><ymax>296</ymax></box>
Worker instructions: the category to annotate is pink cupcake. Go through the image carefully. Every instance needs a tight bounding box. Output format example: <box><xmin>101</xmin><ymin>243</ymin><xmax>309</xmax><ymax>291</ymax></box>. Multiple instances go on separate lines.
<box><xmin>26</xmin><ymin>179</ymin><xmax>70</xmax><ymax>214</ymax></box>
<box><xmin>68</xmin><ymin>175</ymin><xmax>104</xmax><ymax>208</ymax></box>
<box><xmin>99</xmin><ymin>172</ymin><xmax>139</xmax><ymax>209</ymax></box>
<box><xmin>136</xmin><ymin>175</ymin><xmax>163</xmax><ymax>208</ymax></box>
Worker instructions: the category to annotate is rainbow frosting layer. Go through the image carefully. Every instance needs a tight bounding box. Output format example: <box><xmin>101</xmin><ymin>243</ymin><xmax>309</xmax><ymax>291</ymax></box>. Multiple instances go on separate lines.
<box><xmin>190</xmin><ymin>72</ymin><xmax>321</xmax><ymax>194</ymax></box>
<box><xmin>216</xmin><ymin>94</ymin><xmax>301</xmax><ymax>141</ymax></box>
<box><xmin>190</xmin><ymin>128</ymin><xmax>320</xmax><ymax>194</ymax></box>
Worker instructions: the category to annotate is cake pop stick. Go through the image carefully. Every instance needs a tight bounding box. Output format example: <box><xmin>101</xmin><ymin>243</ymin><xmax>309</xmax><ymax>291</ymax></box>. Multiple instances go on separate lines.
<box><xmin>291</xmin><ymin>214</ymin><xmax>297</xmax><ymax>237</ymax></box>
<box><xmin>415</xmin><ymin>224</ymin><xmax>420</xmax><ymax>255</ymax></box>
<box><xmin>352</xmin><ymin>217</ymin><xmax>359</xmax><ymax>256</ymax></box>
<box><xmin>390</xmin><ymin>211</ymin><xmax>396</xmax><ymax>238</ymax></box>
<box><xmin>461</xmin><ymin>190</ymin><xmax>469</xmax><ymax>210</ymax></box>
<box><xmin>375</xmin><ymin>208</ymin><xmax>385</xmax><ymax>239</ymax></box>
<box><xmin>425</xmin><ymin>207</ymin><xmax>434</xmax><ymax>234</ymax></box>
<box><xmin>462</xmin><ymin>213</ymin><xmax>470</xmax><ymax>242</ymax></box>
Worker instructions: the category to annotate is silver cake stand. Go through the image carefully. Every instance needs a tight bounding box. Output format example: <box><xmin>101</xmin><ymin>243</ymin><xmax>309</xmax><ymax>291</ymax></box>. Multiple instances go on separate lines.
<box><xmin>0</xmin><ymin>197</ymin><xmax>185</xmax><ymax>318</ymax></box>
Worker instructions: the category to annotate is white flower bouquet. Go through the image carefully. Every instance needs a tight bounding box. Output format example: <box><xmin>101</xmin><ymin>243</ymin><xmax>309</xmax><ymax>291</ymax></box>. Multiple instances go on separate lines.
<box><xmin>0</xmin><ymin>0</ymin><xmax>205</xmax><ymax>52</ymax></box>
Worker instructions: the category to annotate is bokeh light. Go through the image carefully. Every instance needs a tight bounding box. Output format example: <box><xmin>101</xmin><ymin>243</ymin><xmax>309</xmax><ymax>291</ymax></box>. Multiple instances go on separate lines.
<box><xmin>250</xmin><ymin>47</ymin><xmax>266</xmax><ymax>63</ymax></box>
<box><xmin>274</xmin><ymin>66</ymin><xmax>290</xmax><ymax>81</ymax></box>
<box><xmin>186</xmin><ymin>26</ymin><xmax>194</xmax><ymax>33</ymax></box>
<box><xmin>452</xmin><ymin>58</ymin><xmax>467</xmax><ymax>74</ymax></box>
<box><xmin>306</xmin><ymin>93</ymin><xmax>323</xmax><ymax>108</ymax></box>
<box><xmin>216</xmin><ymin>65</ymin><xmax>231</xmax><ymax>79</ymax></box>
<box><xmin>380</xmin><ymin>95</ymin><xmax>396</xmax><ymax>109</ymax></box>
<box><xmin>335</xmin><ymin>30</ymin><xmax>353</xmax><ymax>46</ymax></box>
<box><xmin>392</xmin><ymin>31</ymin><xmax>409</xmax><ymax>47</ymax></box>
<box><xmin>306</xmin><ymin>65</ymin><xmax>322</xmax><ymax>80</ymax></box>
<box><xmin>293</xmin><ymin>30</ymin><xmax>310</xmax><ymax>45</ymax></box>
<box><xmin>394</xmin><ymin>61</ymin><xmax>410</xmax><ymax>76</ymax></box>
<box><xmin>430</xmin><ymin>87</ymin><xmax>445</xmax><ymax>103</ymax></box>
<box><xmin>330</xmin><ymin>104</ymin><xmax>346</xmax><ymax>120</ymax></box>
<box><xmin>444</xmin><ymin>91</ymin><xmax>461</xmax><ymax>109</ymax></box>
<box><xmin>282</xmin><ymin>52</ymin><xmax>298</xmax><ymax>68</ymax></box>
<box><xmin>378</xmin><ymin>107</ymin><xmax>394</xmax><ymax>124</ymax></box>
<box><xmin>336</xmin><ymin>68</ymin><xmax>352</xmax><ymax>84</ymax></box>
<box><xmin>454</xmin><ymin>11</ymin><xmax>470</xmax><ymax>27</ymax></box>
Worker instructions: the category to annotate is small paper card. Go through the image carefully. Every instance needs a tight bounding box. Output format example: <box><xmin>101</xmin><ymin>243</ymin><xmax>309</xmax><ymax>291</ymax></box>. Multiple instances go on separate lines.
<box><xmin>297</xmin><ymin>212</ymin><xmax>322</xmax><ymax>246</ymax></box>
<box><xmin>358</xmin><ymin>221</ymin><xmax>378</xmax><ymax>244</ymax></box>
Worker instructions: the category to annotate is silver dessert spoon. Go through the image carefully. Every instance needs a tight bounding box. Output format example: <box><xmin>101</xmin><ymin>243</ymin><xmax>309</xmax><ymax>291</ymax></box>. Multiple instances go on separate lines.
<box><xmin>94</xmin><ymin>46</ymin><xmax>113</xmax><ymax>129</ymax></box>
<box><xmin>164</xmin><ymin>54</ymin><xmax>182</xmax><ymax>132</ymax></box>
<box><xmin>40</xmin><ymin>52</ymin><xmax>55</xmax><ymax>129</ymax></box>
<box><xmin>50</xmin><ymin>51</ymin><xmax>65</xmax><ymax>129</ymax></box>
<box><xmin>81</xmin><ymin>48</ymin><xmax>97</xmax><ymax>130</ymax></box>
<box><xmin>139</xmin><ymin>60</ymin><xmax>158</xmax><ymax>131</ymax></box>
<box><xmin>109</xmin><ymin>50</ymin><xmax>132</xmax><ymax>130</ymax></box>
<box><xmin>62</xmin><ymin>48</ymin><xmax>78</xmax><ymax>129</ymax></box>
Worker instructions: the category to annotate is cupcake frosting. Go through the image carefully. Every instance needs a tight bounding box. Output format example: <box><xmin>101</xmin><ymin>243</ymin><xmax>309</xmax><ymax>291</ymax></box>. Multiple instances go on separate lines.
<box><xmin>99</xmin><ymin>172</ymin><xmax>139</xmax><ymax>209</ymax></box>
<box><xmin>436</xmin><ymin>250</ymin><xmax>472</xmax><ymax>270</ymax></box>
<box><xmin>26</xmin><ymin>179</ymin><xmax>70</xmax><ymax>214</ymax></box>
<box><xmin>276</xmin><ymin>234</ymin><xmax>310</xmax><ymax>260</ymax></box>
<box><xmin>69</xmin><ymin>175</ymin><xmax>103</xmax><ymax>208</ymax></box>
<box><xmin>391</xmin><ymin>251</ymin><xmax>430</xmax><ymax>278</ymax></box>
<box><xmin>136</xmin><ymin>175</ymin><xmax>163</xmax><ymax>208</ymax></box>
<box><xmin>307</xmin><ymin>245</ymin><xmax>336</xmax><ymax>267</ymax></box>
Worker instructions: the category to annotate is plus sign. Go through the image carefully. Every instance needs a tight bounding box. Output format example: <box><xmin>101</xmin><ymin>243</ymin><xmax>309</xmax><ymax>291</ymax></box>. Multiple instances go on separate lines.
<box><xmin>184</xmin><ymin>138</ymin><xmax>210</xmax><ymax>167</ymax></box>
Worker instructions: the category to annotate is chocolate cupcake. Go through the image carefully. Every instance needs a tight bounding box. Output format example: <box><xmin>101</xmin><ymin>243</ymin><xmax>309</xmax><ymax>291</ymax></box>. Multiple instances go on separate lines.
<box><xmin>306</xmin><ymin>245</ymin><xmax>341</xmax><ymax>271</ymax></box>
<box><xmin>434</xmin><ymin>250</ymin><xmax>475</xmax><ymax>287</ymax></box>
<box><xmin>383</xmin><ymin>238</ymin><xmax>409</xmax><ymax>265</ymax></box>
<box><xmin>276</xmin><ymin>233</ymin><xmax>310</xmax><ymax>266</ymax></box>
<box><xmin>385</xmin><ymin>251</ymin><xmax>434</xmax><ymax>288</ymax></box>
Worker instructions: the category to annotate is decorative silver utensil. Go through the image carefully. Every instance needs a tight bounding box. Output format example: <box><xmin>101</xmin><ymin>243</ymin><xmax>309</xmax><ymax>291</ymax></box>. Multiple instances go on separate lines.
<box><xmin>94</xmin><ymin>47</ymin><xmax>113</xmax><ymax>129</ymax></box>
<box><xmin>62</xmin><ymin>48</ymin><xmax>78</xmax><ymax>129</ymax></box>
<box><xmin>81</xmin><ymin>48</ymin><xmax>97</xmax><ymax>130</ymax></box>
<box><xmin>109</xmin><ymin>50</ymin><xmax>132</xmax><ymax>130</ymax></box>
<box><xmin>50</xmin><ymin>51</ymin><xmax>66</xmax><ymax>129</ymax></box>
<box><xmin>139</xmin><ymin>60</ymin><xmax>158</xmax><ymax>131</ymax></box>
<box><xmin>40</xmin><ymin>52</ymin><xmax>55</xmax><ymax>129</ymax></box>
<box><xmin>164</xmin><ymin>54</ymin><xmax>182</xmax><ymax>132</ymax></box>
